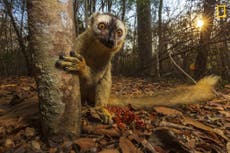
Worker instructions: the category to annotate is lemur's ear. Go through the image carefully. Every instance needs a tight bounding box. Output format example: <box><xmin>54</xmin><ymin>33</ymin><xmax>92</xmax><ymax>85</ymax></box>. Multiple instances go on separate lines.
<box><xmin>88</xmin><ymin>12</ymin><xmax>100</xmax><ymax>28</ymax></box>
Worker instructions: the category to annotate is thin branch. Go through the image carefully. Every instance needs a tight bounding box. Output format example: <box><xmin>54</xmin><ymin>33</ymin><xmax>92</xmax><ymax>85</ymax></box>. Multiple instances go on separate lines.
<box><xmin>168</xmin><ymin>51</ymin><xmax>197</xmax><ymax>84</ymax></box>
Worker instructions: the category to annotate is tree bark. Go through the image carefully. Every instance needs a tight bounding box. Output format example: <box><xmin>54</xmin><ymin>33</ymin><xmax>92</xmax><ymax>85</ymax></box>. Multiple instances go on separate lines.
<box><xmin>27</xmin><ymin>0</ymin><xmax>81</xmax><ymax>142</ymax></box>
<box><xmin>194</xmin><ymin>0</ymin><xmax>215</xmax><ymax>79</ymax></box>
<box><xmin>136</xmin><ymin>0</ymin><xmax>152</xmax><ymax>74</ymax></box>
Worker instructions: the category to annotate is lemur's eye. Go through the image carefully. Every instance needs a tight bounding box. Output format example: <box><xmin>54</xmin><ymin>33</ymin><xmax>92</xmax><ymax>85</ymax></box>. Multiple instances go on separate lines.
<box><xmin>116</xmin><ymin>29</ymin><xmax>123</xmax><ymax>37</ymax></box>
<box><xmin>98</xmin><ymin>22</ymin><xmax>106</xmax><ymax>30</ymax></box>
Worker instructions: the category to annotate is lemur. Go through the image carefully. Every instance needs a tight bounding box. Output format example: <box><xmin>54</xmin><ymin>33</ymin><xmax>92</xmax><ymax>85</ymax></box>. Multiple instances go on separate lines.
<box><xmin>56</xmin><ymin>12</ymin><xmax>219</xmax><ymax>109</ymax></box>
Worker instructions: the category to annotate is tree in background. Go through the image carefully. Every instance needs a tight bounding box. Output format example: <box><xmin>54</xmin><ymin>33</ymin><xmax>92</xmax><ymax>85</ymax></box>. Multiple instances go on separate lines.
<box><xmin>219</xmin><ymin>17</ymin><xmax>230</xmax><ymax>80</ymax></box>
<box><xmin>194</xmin><ymin>0</ymin><xmax>216</xmax><ymax>79</ymax></box>
<box><xmin>136</xmin><ymin>0</ymin><xmax>152</xmax><ymax>74</ymax></box>
<box><xmin>27</xmin><ymin>0</ymin><xmax>81</xmax><ymax>142</ymax></box>
<box><xmin>1</xmin><ymin>0</ymin><xmax>32</xmax><ymax>75</ymax></box>
<box><xmin>156</xmin><ymin>0</ymin><xmax>163</xmax><ymax>78</ymax></box>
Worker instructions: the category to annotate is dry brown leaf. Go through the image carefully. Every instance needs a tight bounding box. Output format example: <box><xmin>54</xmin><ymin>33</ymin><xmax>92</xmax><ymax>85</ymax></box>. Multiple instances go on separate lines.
<box><xmin>128</xmin><ymin>133</ymin><xmax>156</xmax><ymax>152</ymax></box>
<box><xmin>227</xmin><ymin>141</ymin><xmax>230</xmax><ymax>153</ymax></box>
<box><xmin>183</xmin><ymin>117</ymin><xmax>229</xmax><ymax>141</ymax></box>
<box><xmin>31</xmin><ymin>140</ymin><xmax>41</xmax><ymax>150</ymax></box>
<box><xmin>119</xmin><ymin>136</ymin><xmax>142</xmax><ymax>153</ymax></box>
<box><xmin>74</xmin><ymin>138</ymin><xmax>97</xmax><ymax>152</ymax></box>
<box><xmin>153</xmin><ymin>106</ymin><xmax>183</xmax><ymax>116</ymax></box>
<box><xmin>83</xmin><ymin>124</ymin><xmax>121</xmax><ymax>137</ymax></box>
<box><xmin>98</xmin><ymin>149</ymin><xmax>120</xmax><ymax>153</ymax></box>
<box><xmin>0</xmin><ymin>84</ymin><xmax>17</xmax><ymax>88</ymax></box>
<box><xmin>194</xmin><ymin>130</ymin><xmax>224</xmax><ymax>147</ymax></box>
<box><xmin>219</xmin><ymin>110</ymin><xmax>230</xmax><ymax>117</ymax></box>
<box><xmin>4</xmin><ymin>138</ymin><xmax>15</xmax><ymax>148</ymax></box>
<box><xmin>225</xmin><ymin>84</ymin><xmax>230</xmax><ymax>89</ymax></box>
<box><xmin>48</xmin><ymin>147</ymin><xmax>58</xmax><ymax>153</ymax></box>
<box><xmin>25</xmin><ymin>127</ymin><xmax>35</xmax><ymax>137</ymax></box>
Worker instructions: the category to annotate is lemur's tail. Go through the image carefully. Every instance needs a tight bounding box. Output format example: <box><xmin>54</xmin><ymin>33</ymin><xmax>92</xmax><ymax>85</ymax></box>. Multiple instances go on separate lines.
<box><xmin>109</xmin><ymin>75</ymin><xmax>220</xmax><ymax>109</ymax></box>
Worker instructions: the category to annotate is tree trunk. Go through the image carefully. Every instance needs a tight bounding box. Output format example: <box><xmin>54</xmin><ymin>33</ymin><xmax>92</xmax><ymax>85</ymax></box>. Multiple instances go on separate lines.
<box><xmin>156</xmin><ymin>0</ymin><xmax>163</xmax><ymax>78</ymax></box>
<box><xmin>107</xmin><ymin>0</ymin><xmax>112</xmax><ymax>12</ymax></box>
<box><xmin>219</xmin><ymin>18</ymin><xmax>230</xmax><ymax>80</ymax></box>
<box><xmin>121</xmin><ymin>0</ymin><xmax>126</xmax><ymax>21</ymax></box>
<box><xmin>194</xmin><ymin>0</ymin><xmax>215</xmax><ymax>79</ymax></box>
<box><xmin>136</xmin><ymin>0</ymin><xmax>152</xmax><ymax>74</ymax></box>
<box><xmin>27</xmin><ymin>0</ymin><xmax>81</xmax><ymax>142</ymax></box>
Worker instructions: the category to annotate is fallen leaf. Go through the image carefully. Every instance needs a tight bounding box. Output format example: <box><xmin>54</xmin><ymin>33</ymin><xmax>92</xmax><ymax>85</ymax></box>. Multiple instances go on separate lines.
<box><xmin>119</xmin><ymin>136</ymin><xmax>142</xmax><ymax>153</ymax></box>
<box><xmin>98</xmin><ymin>149</ymin><xmax>120</xmax><ymax>153</ymax></box>
<box><xmin>13</xmin><ymin>146</ymin><xmax>26</xmax><ymax>153</ymax></box>
<box><xmin>74</xmin><ymin>138</ymin><xmax>97</xmax><ymax>151</ymax></box>
<box><xmin>31</xmin><ymin>140</ymin><xmax>40</xmax><ymax>150</ymax></box>
<box><xmin>183</xmin><ymin>117</ymin><xmax>229</xmax><ymax>141</ymax></box>
<box><xmin>0</xmin><ymin>84</ymin><xmax>17</xmax><ymax>88</ymax></box>
<box><xmin>83</xmin><ymin>124</ymin><xmax>121</xmax><ymax>137</ymax></box>
<box><xmin>49</xmin><ymin>148</ymin><xmax>57</xmax><ymax>153</ymax></box>
<box><xmin>4</xmin><ymin>138</ymin><xmax>14</xmax><ymax>148</ymax></box>
<box><xmin>153</xmin><ymin>106</ymin><xmax>183</xmax><ymax>116</ymax></box>
<box><xmin>227</xmin><ymin>141</ymin><xmax>230</xmax><ymax>153</ymax></box>
<box><xmin>225</xmin><ymin>84</ymin><xmax>230</xmax><ymax>89</ymax></box>
<box><xmin>128</xmin><ymin>133</ymin><xmax>156</xmax><ymax>152</ymax></box>
<box><xmin>25</xmin><ymin>127</ymin><xmax>35</xmax><ymax>137</ymax></box>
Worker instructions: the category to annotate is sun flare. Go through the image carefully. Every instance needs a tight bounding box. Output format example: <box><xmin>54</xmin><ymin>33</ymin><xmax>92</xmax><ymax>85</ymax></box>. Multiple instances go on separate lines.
<box><xmin>196</xmin><ymin>19</ymin><xmax>204</xmax><ymax>28</ymax></box>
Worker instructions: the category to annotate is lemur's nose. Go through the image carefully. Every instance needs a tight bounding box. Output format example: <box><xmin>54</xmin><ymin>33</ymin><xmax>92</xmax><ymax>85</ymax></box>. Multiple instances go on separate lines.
<box><xmin>107</xmin><ymin>38</ymin><xmax>115</xmax><ymax>47</ymax></box>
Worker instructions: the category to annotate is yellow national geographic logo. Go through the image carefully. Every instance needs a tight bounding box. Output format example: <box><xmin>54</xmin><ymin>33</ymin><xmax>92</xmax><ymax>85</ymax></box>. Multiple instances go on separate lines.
<box><xmin>216</xmin><ymin>4</ymin><xmax>227</xmax><ymax>18</ymax></box>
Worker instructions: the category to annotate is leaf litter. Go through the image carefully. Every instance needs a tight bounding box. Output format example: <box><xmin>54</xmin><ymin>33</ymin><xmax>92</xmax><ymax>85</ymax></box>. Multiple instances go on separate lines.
<box><xmin>0</xmin><ymin>76</ymin><xmax>229</xmax><ymax>153</ymax></box>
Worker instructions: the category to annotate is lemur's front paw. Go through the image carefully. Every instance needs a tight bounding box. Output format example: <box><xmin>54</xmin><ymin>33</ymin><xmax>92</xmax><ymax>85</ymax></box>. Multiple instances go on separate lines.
<box><xmin>55</xmin><ymin>51</ymin><xmax>86</xmax><ymax>73</ymax></box>
<box><xmin>94</xmin><ymin>106</ymin><xmax>114</xmax><ymax>124</ymax></box>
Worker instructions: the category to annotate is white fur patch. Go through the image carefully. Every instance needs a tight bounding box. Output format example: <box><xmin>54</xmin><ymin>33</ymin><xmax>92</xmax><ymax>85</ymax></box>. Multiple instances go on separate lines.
<box><xmin>116</xmin><ymin>20</ymin><xmax>126</xmax><ymax>40</ymax></box>
<box><xmin>91</xmin><ymin>13</ymin><xmax>126</xmax><ymax>40</ymax></box>
<box><xmin>96</xmin><ymin>15</ymin><xmax>111</xmax><ymax>24</ymax></box>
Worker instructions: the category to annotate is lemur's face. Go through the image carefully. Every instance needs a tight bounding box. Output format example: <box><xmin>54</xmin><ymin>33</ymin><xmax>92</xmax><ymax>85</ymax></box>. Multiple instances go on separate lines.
<box><xmin>90</xmin><ymin>13</ymin><xmax>126</xmax><ymax>49</ymax></box>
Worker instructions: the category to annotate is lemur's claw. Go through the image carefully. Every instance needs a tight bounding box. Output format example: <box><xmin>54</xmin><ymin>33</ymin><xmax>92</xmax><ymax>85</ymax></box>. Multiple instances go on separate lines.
<box><xmin>56</xmin><ymin>51</ymin><xmax>86</xmax><ymax>74</ymax></box>
<box><xmin>59</xmin><ymin>55</ymin><xmax>64</xmax><ymax>60</ymax></box>
<box><xmin>70</xmin><ymin>50</ymin><xmax>76</xmax><ymax>57</ymax></box>
<box><xmin>55</xmin><ymin>60</ymin><xmax>62</xmax><ymax>68</ymax></box>
<box><xmin>95</xmin><ymin>107</ymin><xmax>114</xmax><ymax>124</ymax></box>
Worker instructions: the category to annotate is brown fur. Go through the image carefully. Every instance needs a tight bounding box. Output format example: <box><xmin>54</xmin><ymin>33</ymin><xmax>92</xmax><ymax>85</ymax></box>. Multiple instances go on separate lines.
<box><xmin>71</xmin><ymin>27</ymin><xmax>124</xmax><ymax>106</ymax></box>
<box><xmin>109</xmin><ymin>76</ymin><xmax>219</xmax><ymax>108</ymax></box>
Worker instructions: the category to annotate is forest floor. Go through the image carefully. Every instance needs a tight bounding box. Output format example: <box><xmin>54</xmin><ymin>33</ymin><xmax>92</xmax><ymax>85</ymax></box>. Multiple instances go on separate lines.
<box><xmin>0</xmin><ymin>76</ymin><xmax>229</xmax><ymax>153</ymax></box>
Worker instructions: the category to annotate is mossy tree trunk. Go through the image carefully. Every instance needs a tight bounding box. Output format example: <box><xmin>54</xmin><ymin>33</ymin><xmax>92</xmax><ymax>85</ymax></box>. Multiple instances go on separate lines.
<box><xmin>27</xmin><ymin>0</ymin><xmax>81</xmax><ymax>142</ymax></box>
